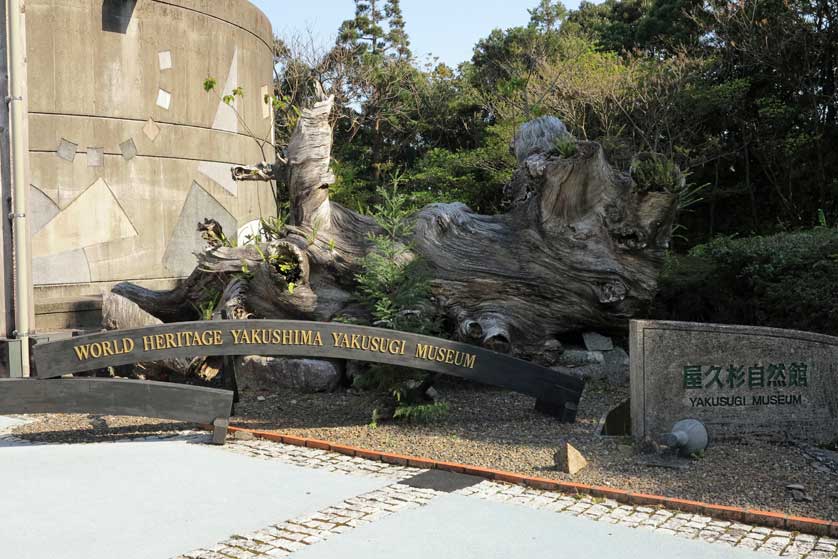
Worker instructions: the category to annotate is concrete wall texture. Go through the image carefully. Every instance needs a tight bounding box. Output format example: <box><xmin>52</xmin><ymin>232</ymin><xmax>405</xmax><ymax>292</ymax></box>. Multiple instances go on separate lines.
<box><xmin>27</xmin><ymin>0</ymin><xmax>276</xmax><ymax>308</ymax></box>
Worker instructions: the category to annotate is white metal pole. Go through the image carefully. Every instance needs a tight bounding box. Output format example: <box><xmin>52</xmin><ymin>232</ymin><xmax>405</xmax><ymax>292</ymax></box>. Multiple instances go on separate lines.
<box><xmin>7</xmin><ymin>0</ymin><xmax>30</xmax><ymax>377</ymax></box>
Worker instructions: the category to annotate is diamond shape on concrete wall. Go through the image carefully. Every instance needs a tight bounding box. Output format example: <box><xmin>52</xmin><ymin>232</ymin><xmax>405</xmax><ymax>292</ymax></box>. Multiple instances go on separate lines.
<box><xmin>120</xmin><ymin>138</ymin><xmax>138</xmax><ymax>160</ymax></box>
<box><xmin>56</xmin><ymin>138</ymin><xmax>78</xmax><ymax>161</ymax></box>
<box><xmin>143</xmin><ymin>118</ymin><xmax>161</xmax><ymax>142</ymax></box>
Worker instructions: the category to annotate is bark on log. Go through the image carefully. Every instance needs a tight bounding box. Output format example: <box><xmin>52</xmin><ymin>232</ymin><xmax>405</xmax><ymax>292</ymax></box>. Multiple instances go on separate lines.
<box><xmin>111</xmin><ymin>92</ymin><xmax>678</xmax><ymax>364</ymax></box>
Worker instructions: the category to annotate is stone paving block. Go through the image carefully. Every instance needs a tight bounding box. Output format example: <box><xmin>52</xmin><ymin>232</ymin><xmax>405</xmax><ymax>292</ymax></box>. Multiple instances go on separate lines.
<box><xmin>99</xmin><ymin>430</ymin><xmax>838</xmax><ymax>559</ymax></box>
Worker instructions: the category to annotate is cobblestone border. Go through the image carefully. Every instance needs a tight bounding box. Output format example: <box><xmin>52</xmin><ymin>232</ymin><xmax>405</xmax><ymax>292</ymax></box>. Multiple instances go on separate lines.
<box><xmin>220</xmin><ymin>425</ymin><xmax>838</xmax><ymax>538</ymax></box>
<box><xmin>175</xmin><ymin>484</ymin><xmax>443</xmax><ymax>559</ymax></box>
<box><xmin>456</xmin><ymin>481</ymin><xmax>838</xmax><ymax>558</ymax></box>
<box><xmin>202</xmin><ymin>436</ymin><xmax>838</xmax><ymax>559</ymax></box>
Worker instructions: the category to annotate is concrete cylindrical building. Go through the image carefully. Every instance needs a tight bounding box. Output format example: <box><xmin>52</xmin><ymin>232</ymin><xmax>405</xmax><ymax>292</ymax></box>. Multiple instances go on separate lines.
<box><xmin>26</xmin><ymin>0</ymin><xmax>276</xmax><ymax>329</ymax></box>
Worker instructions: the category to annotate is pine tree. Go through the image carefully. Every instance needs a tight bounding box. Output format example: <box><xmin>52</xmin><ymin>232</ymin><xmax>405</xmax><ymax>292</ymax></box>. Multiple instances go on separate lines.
<box><xmin>332</xmin><ymin>0</ymin><xmax>419</xmax><ymax>182</ymax></box>
<box><xmin>528</xmin><ymin>0</ymin><xmax>567</xmax><ymax>33</ymax></box>
<box><xmin>338</xmin><ymin>0</ymin><xmax>386</xmax><ymax>55</ymax></box>
<box><xmin>385</xmin><ymin>0</ymin><xmax>411</xmax><ymax>59</ymax></box>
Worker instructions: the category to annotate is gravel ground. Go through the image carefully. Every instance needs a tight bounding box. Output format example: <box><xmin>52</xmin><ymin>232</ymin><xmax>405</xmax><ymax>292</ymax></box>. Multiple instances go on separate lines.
<box><xmin>10</xmin><ymin>378</ymin><xmax>837</xmax><ymax>520</ymax></box>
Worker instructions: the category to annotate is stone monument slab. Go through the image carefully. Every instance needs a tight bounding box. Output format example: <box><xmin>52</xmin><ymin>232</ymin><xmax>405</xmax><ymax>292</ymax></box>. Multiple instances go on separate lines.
<box><xmin>630</xmin><ymin>320</ymin><xmax>838</xmax><ymax>443</ymax></box>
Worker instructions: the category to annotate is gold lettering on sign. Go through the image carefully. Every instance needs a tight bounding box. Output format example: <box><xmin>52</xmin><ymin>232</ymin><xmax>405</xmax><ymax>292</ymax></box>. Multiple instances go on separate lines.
<box><xmin>231</xmin><ymin>329</ymin><xmax>323</xmax><ymax>346</ymax></box>
<box><xmin>331</xmin><ymin>333</ymin><xmax>406</xmax><ymax>355</ymax></box>
<box><xmin>137</xmin><ymin>330</ymin><xmax>223</xmax><ymax>352</ymax></box>
<box><xmin>73</xmin><ymin>337</ymin><xmax>135</xmax><ymax>361</ymax></box>
<box><xmin>415</xmin><ymin>343</ymin><xmax>476</xmax><ymax>369</ymax></box>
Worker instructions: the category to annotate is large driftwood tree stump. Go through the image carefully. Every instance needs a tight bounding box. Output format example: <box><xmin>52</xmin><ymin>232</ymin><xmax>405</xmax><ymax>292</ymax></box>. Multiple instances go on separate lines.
<box><xmin>112</xmin><ymin>92</ymin><xmax>679</xmax><ymax>364</ymax></box>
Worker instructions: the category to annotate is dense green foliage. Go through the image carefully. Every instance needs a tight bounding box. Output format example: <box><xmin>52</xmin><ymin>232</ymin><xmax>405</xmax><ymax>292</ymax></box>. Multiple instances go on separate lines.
<box><xmin>653</xmin><ymin>229</ymin><xmax>838</xmax><ymax>336</ymax></box>
<box><xmin>274</xmin><ymin>0</ymin><xmax>838</xmax><ymax>244</ymax></box>
<box><xmin>269</xmin><ymin>0</ymin><xmax>838</xmax><ymax>335</ymax></box>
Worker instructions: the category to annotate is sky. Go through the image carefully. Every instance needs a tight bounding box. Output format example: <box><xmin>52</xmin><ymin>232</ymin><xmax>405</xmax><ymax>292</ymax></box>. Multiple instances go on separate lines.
<box><xmin>250</xmin><ymin>0</ymin><xmax>583</xmax><ymax>67</ymax></box>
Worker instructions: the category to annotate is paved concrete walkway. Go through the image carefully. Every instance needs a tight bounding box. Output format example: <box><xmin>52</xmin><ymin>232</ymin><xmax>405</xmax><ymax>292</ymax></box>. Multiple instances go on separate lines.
<box><xmin>0</xmin><ymin>418</ymin><xmax>828</xmax><ymax>559</ymax></box>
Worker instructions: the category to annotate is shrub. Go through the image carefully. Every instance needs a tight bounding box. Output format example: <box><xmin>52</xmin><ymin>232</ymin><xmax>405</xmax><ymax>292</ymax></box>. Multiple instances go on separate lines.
<box><xmin>630</xmin><ymin>154</ymin><xmax>682</xmax><ymax>193</ymax></box>
<box><xmin>350</xmin><ymin>177</ymin><xmax>446</xmax><ymax>423</ymax></box>
<box><xmin>551</xmin><ymin>135</ymin><xmax>578</xmax><ymax>158</ymax></box>
<box><xmin>354</xmin><ymin>179</ymin><xmax>440</xmax><ymax>335</ymax></box>
<box><xmin>652</xmin><ymin>228</ymin><xmax>838</xmax><ymax>336</ymax></box>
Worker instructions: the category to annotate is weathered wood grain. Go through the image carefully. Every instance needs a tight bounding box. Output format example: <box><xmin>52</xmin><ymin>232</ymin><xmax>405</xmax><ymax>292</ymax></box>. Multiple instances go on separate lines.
<box><xmin>114</xmin><ymin>98</ymin><xmax>678</xmax><ymax>364</ymax></box>
<box><xmin>0</xmin><ymin>378</ymin><xmax>232</xmax><ymax>426</ymax></box>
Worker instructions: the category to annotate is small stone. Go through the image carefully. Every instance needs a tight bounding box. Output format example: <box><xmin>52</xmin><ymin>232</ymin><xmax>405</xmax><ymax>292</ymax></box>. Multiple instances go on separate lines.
<box><xmin>786</xmin><ymin>483</ymin><xmax>805</xmax><ymax>491</ymax></box>
<box><xmin>257</xmin><ymin>396</ymin><xmax>266</xmax><ymax>402</ymax></box>
<box><xmin>583</xmin><ymin>332</ymin><xmax>614</xmax><ymax>351</ymax></box>
<box><xmin>232</xmin><ymin>430</ymin><xmax>255</xmax><ymax>441</ymax></box>
<box><xmin>790</xmin><ymin>489</ymin><xmax>813</xmax><ymax>502</ymax></box>
<box><xmin>602</xmin><ymin>346</ymin><xmax>629</xmax><ymax>385</ymax></box>
<box><xmin>554</xmin><ymin>441</ymin><xmax>588</xmax><ymax>475</ymax></box>
<box><xmin>542</xmin><ymin>339</ymin><xmax>564</xmax><ymax>366</ymax></box>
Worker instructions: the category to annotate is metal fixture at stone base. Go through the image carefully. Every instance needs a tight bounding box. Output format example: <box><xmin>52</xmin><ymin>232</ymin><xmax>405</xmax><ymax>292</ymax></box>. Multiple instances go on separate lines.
<box><xmin>658</xmin><ymin>418</ymin><xmax>708</xmax><ymax>457</ymax></box>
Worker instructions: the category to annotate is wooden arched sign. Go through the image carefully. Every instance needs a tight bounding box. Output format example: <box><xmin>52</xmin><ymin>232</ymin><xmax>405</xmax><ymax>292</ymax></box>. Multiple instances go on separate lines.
<box><xmin>33</xmin><ymin>320</ymin><xmax>584</xmax><ymax>421</ymax></box>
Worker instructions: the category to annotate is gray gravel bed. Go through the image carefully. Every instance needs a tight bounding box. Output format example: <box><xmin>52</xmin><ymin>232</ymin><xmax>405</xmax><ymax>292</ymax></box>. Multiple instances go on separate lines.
<box><xmin>10</xmin><ymin>379</ymin><xmax>835</xmax><ymax>520</ymax></box>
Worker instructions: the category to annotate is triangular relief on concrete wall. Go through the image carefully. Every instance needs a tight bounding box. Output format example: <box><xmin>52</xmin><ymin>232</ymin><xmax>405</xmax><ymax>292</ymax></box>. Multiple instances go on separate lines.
<box><xmin>162</xmin><ymin>181</ymin><xmax>237</xmax><ymax>277</ymax></box>
<box><xmin>212</xmin><ymin>47</ymin><xmax>239</xmax><ymax>134</ymax></box>
<box><xmin>32</xmin><ymin>178</ymin><xmax>139</xmax><ymax>258</ymax></box>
